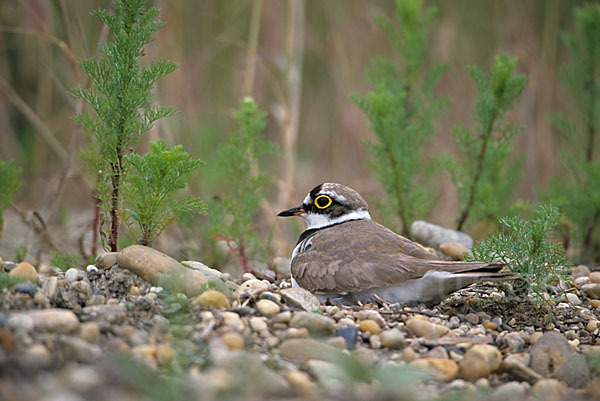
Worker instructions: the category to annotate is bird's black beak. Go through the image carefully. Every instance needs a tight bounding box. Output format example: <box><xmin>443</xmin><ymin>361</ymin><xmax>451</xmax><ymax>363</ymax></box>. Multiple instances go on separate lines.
<box><xmin>277</xmin><ymin>205</ymin><xmax>305</xmax><ymax>217</ymax></box>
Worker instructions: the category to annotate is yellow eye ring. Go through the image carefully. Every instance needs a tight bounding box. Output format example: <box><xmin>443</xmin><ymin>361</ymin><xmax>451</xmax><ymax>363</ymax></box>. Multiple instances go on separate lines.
<box><xmin>314</xmin><ymin>195</ymin><xmax>332</xmax><ymax>209</ymax></box>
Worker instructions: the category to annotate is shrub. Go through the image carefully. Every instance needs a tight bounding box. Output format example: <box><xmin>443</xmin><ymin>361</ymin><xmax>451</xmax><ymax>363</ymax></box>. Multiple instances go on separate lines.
<box><xmin>0</xmin><ymin>159</ymin><xmax>23</xmax><ymax>243</ymax></box>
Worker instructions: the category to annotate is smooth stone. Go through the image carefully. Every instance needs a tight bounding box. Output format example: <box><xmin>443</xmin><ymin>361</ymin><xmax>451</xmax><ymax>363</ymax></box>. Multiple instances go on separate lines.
<box><xmin>493</xmin><ymin>381</ymin><xmax>527</xmax><ymax>399</ymax></box>
<box><xmin>502</xmin><ymin>332</ymin><xmax>526</xmax><ymax>352</ymax></box>
<box><xmin>589</xmin><ymin>271</ymin><xmax>600</xmax><ymax>283</ymax></box>
<box><xmin>406</xmin><ymin>317</ymin><xmax>449</xmax><ymax>339</ymax></box>
<box><xmin>8</xmin><ymin>262</ymin><xmax>38</xmax><ymax>281</ymax></box>
<box><xmin>335</xmin><ymin>326</ymin><xmax>358</xmax><ymax>349</ymax></box>
<box><xmin>379</xmin><ymin>328</ymin><xmax>406</xmax><ymax>349</ymax></box>
<box><xmin>222</xmin><ymin>312</ymin><xmax>245</xmax><ymax>331</ymax></box>
<box><xmin>250</xmin><ymin>265</ymin><xmax>276</xmax><ymax>282</ymax></box>
<box><xmin>2</xmin><ymin>260</ymin><xmax>17</xmax><ymax>271</ymax></box>
<box><xmin>191</xmin><ymin>290</ymin><xmax>230</xmax><ymax>309</ymax></box>
<box><xmin>19</xmin><ymin>308</ymin><xmax>79</xmax><ymax>333</ymax></box>
<box><xmin>156</xmin><ymin>344</ymin><xmax>175</xmax><ymax>365</ymax></box>
<box><xmin>256</xmin><ymin>299</ymin><xmax>280</xmax><ymax>316</ymax></box>
<box><xmin>33</xmin><ymin>292</ymin><xmax>50</xmax><ymax>307</ymax></box>
<box><xmin>95</xmin><ymin>252</ymin><xmax>118</xmax><ymax>269</ymax></box>
<box><xmin>41</xmin><ymin>277</ymin><xmax>59</xmax><ymax>299</ymax></box>
<box><xmin>369</xmin><ymin>334</ymin><xmax>382</xmax><ymax>349</ymax></box>
<box><xmin>249</xmin><ymin>316</ymin><xmax>268</xmax><ymax>332</ymax></box>
<box><xmin>79</xmin><ymin>322</ymin><xmax>101</xmax><ymax>344</ymax></box>
<box><xmin>306</xmin><ymin>359</ymin><xmax>346</xmax><ymax>389</ymax></box>
<box><xmin>354</xmin><ymin>310</ymin><xmax>386</xmax><ymax>328</ymax></box>
<box><xmin>23</xmin><ymin>344</ymin><xmax>52</xmax><ymax>367</ymax></box>
<box><xmin>280</xmin><ymin>287</ymin><xmax>321</xmax><ymax>311</ymax></box>
<box><xmin>359</xmin><ymin>319</ymin><xmax>381</xmax><ymax>334</ymax></box>
<box><xmin>529</xmin><ymin>332</ymin><xmax>544</xmax><ymax>344</ymax></box>
<box><xmin>583</xmin><ymin>283</ymin><xmax>600</xmax><ymax>299</ymax></box>
<box><xmin>272</xmin><ymin>257</ymin><xmax>291</xmax><ymax>278</ymax></box>
<box><xmin>71</xmin><ymin>280</ymin><xmax>92</xmax><ymax>298</ymax></box>
<box><xmin>8</xmin><ymin>314</ymin><xmax>34</xmax><ymax>334</ymax></box>
<box><xmin>566</xmin><ymin>293</ymin><xmax>582</xmax><ymax>305</ymax></box>
<box><xmin>273</xmin><ymin>311</ymin><xmax>292</xmax><ymax>324</ymax></box>
<box><xmin>234</xmin><ymin>279</ymin><xmax>270</xmax><ymax>300</ymax></box>
<box><xmin>531</xmin><ymin>378</ymin><xmax>567</xmax><ymax>400</ymax></box>
<box><xmin>409</xmin><ymin>358</ymin><xmax>459</xmax><ymax>382</ymax></box>
<box><xmin>590</xmin><ymin>299</ymin><xmax>600</xmax><ymax>309</ymax></box>
<box><xmin>82</xmin><ymin>304</ymin><xmax>127</xmax><ymax>324</ymax></box>
<box><xmin>290</xmin><ymin>312</ymin><xmax>335</xmax><ymax>336</ymax></box>
<box><xmin>279</xmin><ymin>338</ymin><xmax>339</xmax><ymax>362</ymax></box>
<box><xmin>59</xmin><ymin>336</ymin><xmax>102</xmax><ymax>363</ymax></box>
<box><xmin>86</xmin><ymin>265</ymin><xmax>98</xmax><ymax>273</ymax></box>
<box><xmin>410</xmin><ymin>220</ymin><xmax>473</xmax><ymax>249</ymax></box>
<box><xmin>281</xmin><ymin>327</ymin><xmax>310</xmax><ymax>340</ymax></box>
<box><xmin>220</xmin><ymin>332</ymin><xmax>245</xmax><ymax>350</ymax></box>
<box><xmin>465</xmin><ymin>313</ymin><xmax>479</xmax><ymax>324</ymax></box>
<box><xmin>65</xmin><ymin>268</ymin><xmax>84</xmax><ymax>283</ymax></box>
<box><xmin>86</xmin><ymin>294</ymin><xmax>106</xmax><ymax>306</ymax></box>
<box><xmin>530</xmin><ymin>331</ymin><xmax>590</xmax><ymax>388</ymax></box>
<box><xmin>570</xmin><ymin>265</ymin><xmax>590</xmax><ymax>279</ymax></box>
<box><xmin>117</xmin><ymin>245</ymin><xmax>228</xmax><ymax>297</ymax></box>
<box><xmin>502</xmin><ymin>358</ymin><xmax>543</xmax><ymax>384</ymax></box>
<box><xmin>459</xmin><ymin>344</ymin><xmax>501</xmax><ymax>381</ymax></box>
<box><xmin>587</xmin><ymin>320</ymin><xmax>598</xmax><ymax>332</ymax></box>
<box><xmin>14</xmin><ymin>282</ymin><xmax>37</xmax><ymax>297</ymax></box>
<box><xmin>286</xmin><ymin>370</ymin><xmax>316</xmax><ymax>396</ymax></box>
<box><xmin>440</xmin><ymin>242</ymin><xmax>469</xmax><ymax>259</ymax></box>
<box><xmin>181</xmin><ymin>261</ymin><xmax>236</xmax><ymax>293</ymax></box>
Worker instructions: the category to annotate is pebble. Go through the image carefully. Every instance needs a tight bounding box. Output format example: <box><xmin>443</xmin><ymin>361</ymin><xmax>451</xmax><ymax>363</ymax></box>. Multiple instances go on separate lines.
<box><xmin>379</xmin><ymin>328</ymin><xmax>405</xmax><ymax>349</ymax></box>
<box><xmin>493</xmin><ymin>381</ymin><xmax>528</xmax><ymax>399</ymax></box>
<box><xmin>191</xmin><ymin>290</ymin><xmax>230</xmax><ymax>309</ymax></box>
<box><xmin>71</xmin><ymin>280</ymin><xmax>92</xmax><ymax>299</ymax></box>
<box><xmin>589</xmin><ymin>271</ymin><xmax>600</xmax><ymax>283</ymax></box>
<box><xmin>587</xmin><ymin>319</ymin><xmax>598</xmax><ymax>332</ymax></box>
<box><xmin>335</xmin><ymin>326</ymin><xmax>358</xmax><ymax>349</ymax></box>
<box><xmin>59</xmin><ymin>336</ymin><xmax>102</xmax><ymax>363</ymax></box>
<box><xmin>286</xmin><ymin>370</ymin><xmax>316</xmax><ymax>396</ymax></box>
<box><xmin>280</xmin><ymin>287</ymin><xmax>321</xmax><ymax>311</ymax></box>
<box><xmin>234</xmin><ymin>279</ymin><xmax>270</xmax><ymax>300</ymax></box>
<box><xmin>530</xmin><ymin>378</ymin><xmax>566</xmax><ymax>400</ymax></box>
<box><xmin>273</xmin><ymin>311</ymin><xmax>292</xmax><ymax>324</ymax></box>
<box><xmin>96</xmin><ymin>252</ymin><xmax>118</xmax><ymax>269</ymax></box>
<box><xmin>65</xmin><ymin>268</ymin><xmax>83</xmax><ymax>283</ymax></box>
<box><xmin>256</xmin><ymin>299</ymin><xmax>280</xmax><ymax>316</ymax></box>
<box><xmin>249</xmin><ymin>316</ymin><xmax>268</xmax><ymax>332</ymax></box>
<box><xmin>41</xmin><ymin>277</ymin><xmax>59</xmax><ymax>299</ymax></box>
<box><xmin>459</xmin><ymin>344</ymin><xmax>501</xmax><ymax>381</ymax></box>
<box><xmin>359</xmin><ymin>319</ymin><xmax>381</xmax><ymax>334</ymax></box>
<box><xmin>82</xmin><ymin>304</ymin><xmax>126</xmax><ymax>324</ymax></box>
<box><xmin>18</xmin><ymin>308</ymin><xmax>80</xmax><ymax>333</ymax></box>
<box><xmin>23</xmin><ymin>343</ymin><xmax>52</xmax><ymax>367</ymax></box>
<box><xmin>439</xmin><ymin>242</ymin><xmax>469</xmax><ymax>259</ymax></box>
<box><xmin>279</xmin><ymin>338</ymin><xmax>338</xmax><ymax>362</ymax></box>
<box><xmin>566</xmin><ymin>292</ymin><xmax>582</xmax><ymax>305</ymax></box>
<box><xmin>156</xmin><ymin>344</ymin><xmax>175</xmax><ymax>365</ymax></box>
<box><xmin>8</xmin><ymin>262</ymin><xmax>38</xmax><ymax>281</ymax></box>
<box><xmin>289</xmin><ymin>311</ymin><xmax>335</xmax><ymax>336</ymax></box>
<box><xmin>571</xmin><ymin>265</ymin><xmax>590</xmax><ymax>278</ymax></box>
<box><xmin>2</xmin><ymin>260</ymin><xmax>16</xmax><ymax>271</ymax></box>
<box><xmin>530</xmin><ymin>331</ymin><xmax>589</xmax><ymax>388</ymax></box>
<box><xmin>220</xmin><ymin>332</ymin><xmax>245</xmax><ymax>350</ymax></box>
<box><xmin>406</xmin><ymin>317</ymin><xmax>449</xmax><ymax>338</ymax></box>
<box><xmin>8</xmin><ymin>313</ymin><xmax>34</xmax><ymax>334</ymax></box>
<box><xmin>14</xmin><ymin>282</ymin><xmax>37</xmax><ymax>297</ymax></box>
<box><xmin>410</xmin><ymin>358</ymin><xmax>459</xmax><ymax>382</ymax></box>
<box><xmin>590</xmin><ymin>299</ymin><xmax>600</xmax><ymax>309</ymax></box>
<box><xmin>410</xmin><ymin>220</ymin><xmax>473</xmax><ymax>249</ymax></box>
<box><xmin>464</xmin><ymin>313</ymin><xmax>479</xmax><ymax>324</ymax></box>
<box><xmin>502</xmin><ymin>332</ymin><xmax>526</xmax><ymax>352</ymax></box>
<box><xmin>582</xmin><ymin>283</ymin><xmax>600</xmax><ymax>299</ymax></box>
<box><xmin>79</xmin><ymin>322</ymin><xmax>101</xmax><ymax>344</ymax></box>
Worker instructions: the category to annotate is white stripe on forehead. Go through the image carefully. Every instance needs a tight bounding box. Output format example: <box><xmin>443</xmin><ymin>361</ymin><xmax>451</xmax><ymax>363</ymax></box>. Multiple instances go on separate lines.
<box><xmin>303</xmin><ymin>190</ymin><xmax>348</xmax><ymax>205</ymax></box>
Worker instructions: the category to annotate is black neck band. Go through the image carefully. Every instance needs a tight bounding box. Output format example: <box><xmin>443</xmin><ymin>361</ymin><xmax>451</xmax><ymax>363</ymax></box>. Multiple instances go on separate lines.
<box><xmin>295</xmin><ymin>218</ymin><xmax>362</xmax><ymax>245</ymax></box>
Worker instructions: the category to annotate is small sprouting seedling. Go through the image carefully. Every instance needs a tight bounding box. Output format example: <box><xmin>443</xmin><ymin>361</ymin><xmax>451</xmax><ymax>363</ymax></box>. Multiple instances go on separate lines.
<box><xmin>469</xmin><ymin>205</ymin><xmax>569</xmax><ymax>309</ymax></box>
<box><xmin>13</xmin><ymin>245</ymin><xmax>27</xmax><ymax>263</ymax></box>
<box><xmin>123</xmin><ymin>140</ymin><xmax>206</xmax><ymax>246</ymax></box>
<box><xmin>209</xmin><ymin>98</ymin><xmax>278</xmax><ymax>271</ymax></box>
<box><xmin>72</xmin><ymin>0</ymin><xmax>177</xmax><ymax>251</ymax></box>
<box><xmin>446</xmin><ymin>55</ymin><xmax>528</xmax><ymax>231</ymax></box>
<box><xmin>352</xmin><ymin>0</ymin><xmax>448</xmax><ymax>236</ymax></box>
<box><xmin>0</xmin><ymin>159</ymin><xmax>23</xmax><ymax>243</ymax></box>
<box><xmin>545</xmin><ymin>4</ymin><xmax>600</xmax><ymax>263</ymax></box>
<box><xmin>50</xmin><ymin>250</ymin><xmax>82</xmax><ymax>272</ymax></box>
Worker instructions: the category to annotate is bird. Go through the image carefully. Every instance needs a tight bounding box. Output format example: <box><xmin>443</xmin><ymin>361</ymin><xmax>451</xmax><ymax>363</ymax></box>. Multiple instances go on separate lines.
<box><xmin>278</xmin><ymin>182</ymin><xmax>516</xmax><ymax>306</ymax></box>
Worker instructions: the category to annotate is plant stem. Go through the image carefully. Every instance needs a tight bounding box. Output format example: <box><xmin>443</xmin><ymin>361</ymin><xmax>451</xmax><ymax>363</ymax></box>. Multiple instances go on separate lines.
<box><xmin>456</xmin><ymin>115</ymin><xmax>498</xmax><ymax>231</ymax></box>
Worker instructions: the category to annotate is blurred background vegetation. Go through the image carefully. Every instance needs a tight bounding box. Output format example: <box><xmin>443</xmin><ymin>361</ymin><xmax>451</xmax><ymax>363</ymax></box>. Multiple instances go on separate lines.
<box><xmin>0</xmin><ymin>0</ymin><xmax>595</xmax><ymax>270</ymax></box>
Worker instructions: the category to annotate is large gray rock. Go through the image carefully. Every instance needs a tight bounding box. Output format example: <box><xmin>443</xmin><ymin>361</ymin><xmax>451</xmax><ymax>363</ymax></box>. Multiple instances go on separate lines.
<box><xmin>280</xmin><ymin>287</ymin><xmax>321</xmax><ymax>311</ymax></box>
<box><xmin>117</xmin><ymin>245</ymin><xmax>231</xmax><ymax>297</ymax></box>
<box><xmin>410</xmin><ymin>220</ymin><xmax>473</xmax><ymax>249</ymax></box>
<box><xmin>530</xmin><ymin>331</ymin><xmax>589</xmax><ymax>388</ymax></box>
<box><xmin>289</xmin><ymin>311</ymin><xmax>335</xmax><ymax>336</ymax></box>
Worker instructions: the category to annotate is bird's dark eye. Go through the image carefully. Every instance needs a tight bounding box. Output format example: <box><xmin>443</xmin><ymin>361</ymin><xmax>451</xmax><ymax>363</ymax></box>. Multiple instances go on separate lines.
<box><xmin>314</xmin><ymin>195</ymin><xmax>332</xmax><ymax>209</ymax></box>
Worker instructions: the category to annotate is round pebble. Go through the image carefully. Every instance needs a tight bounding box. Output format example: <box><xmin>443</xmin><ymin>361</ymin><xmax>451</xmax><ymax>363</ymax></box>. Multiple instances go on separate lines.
<box><xmin>359</xmin><ymin>319</ymin><xmax>381</xmax><ymax>334</ymax></box>
<box><xmin>192</xmin><ymin>290</ymin><xmax>230</xmax><ymax>309</ymax></box>
<box><xmin>9</xmin><ymin>262</ymin><xmax>38</xmax><ymax>281</ymax></box>
<box><xmin>256</xmin><ymin>299</ymin><xmax>280</xmax><ymax>316</ymax></box>
<box><xmin>221</xmin><ymin>332</ymin><xmax>245</xmax><ymax>350</ymax></box>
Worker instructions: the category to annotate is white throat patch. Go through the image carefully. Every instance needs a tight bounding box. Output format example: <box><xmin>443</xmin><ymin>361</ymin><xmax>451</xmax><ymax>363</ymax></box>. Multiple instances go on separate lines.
<box><xmin>301</xmin><ymin>209</ymin><xmax>371</xmax><ymax>230</ymax></box>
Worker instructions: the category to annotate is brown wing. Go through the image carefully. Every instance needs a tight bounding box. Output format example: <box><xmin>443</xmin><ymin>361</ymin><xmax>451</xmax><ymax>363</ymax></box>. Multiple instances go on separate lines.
<box><xmin>292</xmin><ymin>219</ymin><xmax>499</xmax><ymax>293</ymax></box>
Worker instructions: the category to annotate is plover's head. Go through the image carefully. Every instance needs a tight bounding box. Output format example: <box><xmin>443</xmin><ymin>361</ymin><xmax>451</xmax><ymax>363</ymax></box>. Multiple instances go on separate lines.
<box><xmin>278</xmin><ymin>183</ymin><xmax>371</xmax><ymax>229</ymax></box>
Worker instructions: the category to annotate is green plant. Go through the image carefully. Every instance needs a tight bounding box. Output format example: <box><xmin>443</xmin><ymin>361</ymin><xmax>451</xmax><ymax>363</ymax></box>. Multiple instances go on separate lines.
<box><xmin>50</xmin><ymin>250</ymin><xmax>82</xmax><ymax>272</ymax></box>
<box><xmin>546</xmin><ymin>4</ymin><xmax>600</xmax><ymax>263</ymax></box>
<box><xmin>469</xmin><ymin>205</ymin><xmax>569</xmax><ymax>308</ymax></box>
<box><xmin>0</xmin><ymin>271</ymin><xmax>29</xmax><ymax>291</ymax></box>
<box><xmin>71</xmin><ymin>0</ymin><xmax>177</xmax><ymax>251</ymax></box>
<box><xmin>13</xmin><ymin>245</ymin><xmax>27</xmax><ymax>263</ymax></box>
<box><xmin>209</xmin><ymin>98</ymin><xmax>278</xmax><ymax>271</ymax></box>
<box><xmin>445</xmin><ymin>55</ymin><xmax>528</xmax><ymax>231</ymax></box>
<box><xmin>123</xmin><ymin>140</ymin><xmax>205</xmax><ymax>246</ymax></box>
<box><xmin>351</xmin><ymin>0</ymin><xmax>448</xmax><ymax>236</ymax></box>
<box><xmin>0</xmin><ymin>159</ymin><xmax>23</xmax><ymax>243</ymax></box>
